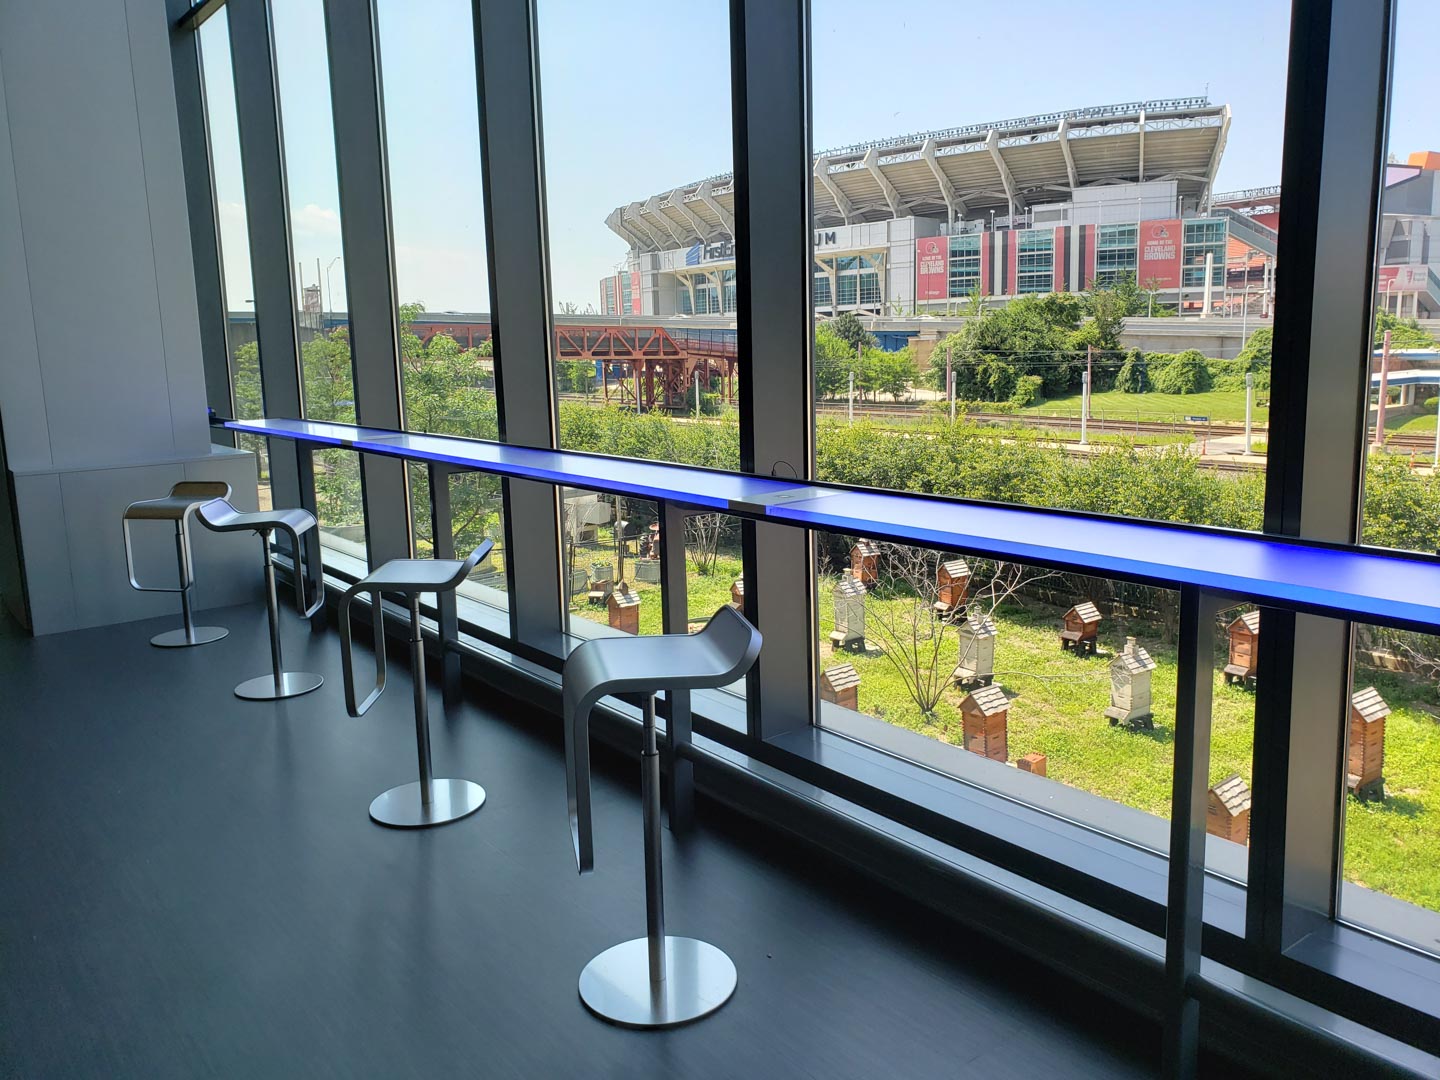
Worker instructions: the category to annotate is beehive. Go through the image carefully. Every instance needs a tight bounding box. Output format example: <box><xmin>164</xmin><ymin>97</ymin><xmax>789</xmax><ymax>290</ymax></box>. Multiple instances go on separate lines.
<box><xmin>819</xmin><ymin>663</ymin><xmax>860</xmax><ymax>711</ymax></box>
<box><xmin>830</xmin><ymin>575</ymin><xmax>867</xmax><ymax>652</ymax></box>
<box><xmin>935</xmin><ymin>558</ymin><xmax>972</xmax><ymax>616</ymax></box>
<box><xmin>1105</xmin><ymin>637</ymin><xmax>1158</xmax><ymax>728</ymax></box>
<box><xmin>607</xmin><ymin>582</ymin><xmax>641</xmax><ymax>635</ymax></box>
<box><xmin>953</xmin><ymin>613</ymin><xmax>998</xmax><ymax>686</ymax></box>
<box><xmin>960</xmin><ymin>683</ymin><xmax>1010</xmax><ymax>762</ymax></box>
<box><xmin>1206</xmin><ymin>774</ymin><xmax>1252</xmax><ymax>844</ymax></box>
<box><xmin>1347</xmin><ymin>686</ymin><xmax>1390</xmax><ymax>799</ymax></box>
<box><xmin>730</xmin><ymin>576</ymin><xmax>745</xmax><ymax>612</ymax></box>
<box><xmin>1017</xmin><ymin>752</ymin><xmax>1047</xmax><ymax>777</ymax></box>
<box><xmin>1224</xmin><ymin>610</ymin><xmax>1260</xmax><ymax>685</ymax></box>
<box><xmin>851</xmin><ymin>539</ymin><xmax>881</xmax><ymax>587</ymax></box>
<box><xmin>587</xmin><ymin>561</ymin><xmax>613</xmax><ymax>605</ymax></box>
<box><xmin>1059</xmin><ymin>601</ymin><xmax>1102</xmax><ymax>655</ymax></box>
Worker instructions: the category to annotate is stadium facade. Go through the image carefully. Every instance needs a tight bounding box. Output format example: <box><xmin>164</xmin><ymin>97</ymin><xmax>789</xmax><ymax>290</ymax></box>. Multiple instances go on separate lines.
<box><xmin>600</xmin><ymin>98</ymin><xmax>1281</xmax><ymax>319</ymax></box>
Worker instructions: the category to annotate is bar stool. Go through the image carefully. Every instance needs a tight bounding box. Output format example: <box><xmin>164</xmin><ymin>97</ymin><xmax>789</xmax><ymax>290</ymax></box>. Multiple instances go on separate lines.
<box><xmin>564</xmin><ymin>605</ymin><xmax>762</xmax><ymax>1028</ymax></box>
<box><xmin>340</xmin><ymin>541</ymin><xmax>493</xmax><ymax>828</ymax></box>
<box><xmin>122</xmin><ymin>481</ymin><xmax>233</xmax><ymax>648</ymax></box>
<box><xmin>194</xmin><ymin>498</ymin><xmax>326</xmax><ymax>700</ymax></box>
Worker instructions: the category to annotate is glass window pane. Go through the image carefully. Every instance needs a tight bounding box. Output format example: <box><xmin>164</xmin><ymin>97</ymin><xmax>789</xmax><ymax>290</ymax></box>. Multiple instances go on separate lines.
<box><xmin>272</xmin><ymin>0</ymin><xmax>360</xmax><ymax>559</ymax></box>
<box><xmin>1347</xmin><ymin>3</ymin><xmax>1440</xmax><ymax>955</ymax></box>
<box><xmin>376</xmin><ymin>0</ymin><xmax>508</xmax><ymax>602</ymax></box>
<box><xmin>812</xmin><ymin>0</ymin><xmax>1289</xmax><ymax>535</ymax></box>
<box><xmin>814</xmin><ymin>536</ymin><xmax>1251</xmax><ymax>880</ymax></box>
<box><xmin>538</xmin><ymin>0</ymin><xmax>745</xmax><ymax>671</ymax></box>
<box><xmin>199</xmin><ymin>13</ymin><xmax>269</xmax><ymax>508</ymax></box>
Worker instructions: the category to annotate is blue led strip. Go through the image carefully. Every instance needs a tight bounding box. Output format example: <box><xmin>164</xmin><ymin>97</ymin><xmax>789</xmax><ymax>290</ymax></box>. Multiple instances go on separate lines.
<box><xmin>225</xmin><ymin>417</ymin><xmax>1440</xmax><ymax>633</ymax></box>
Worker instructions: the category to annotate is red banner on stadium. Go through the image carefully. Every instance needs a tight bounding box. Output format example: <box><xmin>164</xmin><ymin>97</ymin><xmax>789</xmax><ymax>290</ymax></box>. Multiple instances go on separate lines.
<box><xmin>915</xmin><ymin>236</ymin><xmax>948</xmax><ymax>301</ymax></box>
<box><xmin>1138</xmin><ymin>219</ymin><xmax>1182</xmax><ymax>289</ymax></box>
<box><xmin>1378</xmin><ymin>265</ymin><xmax>1428</xmax><ymax>292</ymax></box>
<box><xmin>630</xmin><ymin>271</ymin><xmax>642</xmax><ymax>314</ymax></box>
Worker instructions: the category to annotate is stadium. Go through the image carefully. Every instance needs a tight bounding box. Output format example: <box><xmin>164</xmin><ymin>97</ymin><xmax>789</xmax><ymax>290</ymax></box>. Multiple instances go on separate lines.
<box><xmin>598</xmin><ymin>97</ymin><xmax>1280</xmax><ymax>321</ymax></box>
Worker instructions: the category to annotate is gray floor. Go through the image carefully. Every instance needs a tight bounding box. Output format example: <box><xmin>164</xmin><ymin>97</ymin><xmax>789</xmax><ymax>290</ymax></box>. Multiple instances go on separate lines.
<box><xmin>1</xmin><ymin>602</ymin><xmax>1168</xmax><ymax>1079</ymax></box>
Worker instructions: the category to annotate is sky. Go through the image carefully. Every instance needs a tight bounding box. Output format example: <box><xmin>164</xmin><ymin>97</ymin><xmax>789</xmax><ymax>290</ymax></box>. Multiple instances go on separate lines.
<box><xmin>200</xmin><ymin>0</ymin><xmax>1434</xmax><ymax>317</ymax></box>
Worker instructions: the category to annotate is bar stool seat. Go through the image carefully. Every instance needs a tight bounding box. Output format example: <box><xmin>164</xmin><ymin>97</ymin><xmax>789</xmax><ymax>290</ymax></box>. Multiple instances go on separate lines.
<box><xmin>564</xmin><ymin>604</ymin><xmax>762</xmax><ymax>1029</ymax></box>
<box><xmin>195</xmin><ymin>498</ymin><xmax>325</xmax><ymax>700</ymax></box>
<box><xmin>340</xmin><ymin>542</ymin><xmax>493</xmax><ymax>828</ymax></box>
<box><xmin>123</xmin><ymin>481</ymin><xmax>233</xmax><ymax>647</ymax></box>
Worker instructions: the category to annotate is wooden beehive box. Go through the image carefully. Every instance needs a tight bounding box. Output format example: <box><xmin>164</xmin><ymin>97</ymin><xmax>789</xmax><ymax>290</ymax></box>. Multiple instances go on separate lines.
<box><xmin>830</xmin><ymin>575</ymin><xmax>867</xmax><ymax>652</ymax></box>
<box><xmin>819</xmin><ymin>663</ymin><xmax>860</xmax><ymax>711</ymax></box>
<box><xmin>851</xmin><ymin>539</ymin><xmax>881</xmax><ymax>587</ymax></box>
<box><xmin>1059</xmin><ymin>601</ymin><xmax>1102</xmax><ymax>655</ymax></box>
<box><xmin>730</xmin><ymin>576</ymin><xmax>745</xmax><ymax>612</ymax></box>
<box><xmin>960</xmin><ymin>683</ymin><xmax>1009</xmax><ymax>762</ymax></box>
<box><xmin>1347</xmin><ymin>686</ymin><xmax>1390</xmax><ymax>799</ymax></box>
<box><xmin>934</xmin><ymin>558</ymin><xmax>972</xmax><ymax>616</ymax></box>
<box><xmin>1017</xmin><ymin>752</ymin><xmax>1047</xmax><ymax>777</ymax></box>
<box><xmin>953</xmin><ymin>613</ymin><xmax>998</xmax><ymax>686</ymax></box>
<box><xmin>1105</xmin><ymin>637</ymin><xmax>1158</xmax><ymax>729</ymax></box>
<box><xmin>1206</xmin><ymin>774</ymin><xmax>1252</xmax><ymax>844</ymax></box>
<box><xmin>607</xmin><ymin>582</ymin><xmax>641</xmax><ymax>635</ymax></box>
<box><xmin>1224</xmin><ymin>610</ymin><xmax>1260</xmax><ymax>685</ymax></box>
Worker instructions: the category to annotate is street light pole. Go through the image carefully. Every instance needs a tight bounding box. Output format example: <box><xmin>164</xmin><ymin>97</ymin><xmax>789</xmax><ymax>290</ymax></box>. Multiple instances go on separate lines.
<box><xmin>324</xmin><ymin>256</ymin><xmax>342</xmax><ymax>330</ymax></box>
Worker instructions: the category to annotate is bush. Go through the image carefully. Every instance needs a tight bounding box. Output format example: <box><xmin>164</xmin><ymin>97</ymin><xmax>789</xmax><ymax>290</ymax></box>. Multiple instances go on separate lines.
<box><xmin>1009</xmin><ymin>375</ymin><xmax>1044</xmax><ymax>408</ymax></box>
<box><xmin>1114</xmin><ymin>349</ymin><xmax>1148</xmax><ymax>393</ymax></box>
<box><xmin>698</xmin><ymin>391</ymin><xmax>723</xmax><ymax>416</ymax></box>
<box><xmin>1149</xmin><ymin>350</ymin><xmax>1213</xmax><ymax>395</ymax></box>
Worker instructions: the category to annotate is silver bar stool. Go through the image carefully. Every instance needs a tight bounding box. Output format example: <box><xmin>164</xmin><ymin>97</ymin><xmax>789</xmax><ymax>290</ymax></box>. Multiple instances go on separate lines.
<box><xmin>194</xmin><ymin>498</ymin><xmax>325</xmax><ymax>700</ymax></box>
<box><xmin>340</xmin><ymin>542</ymin><xmax>493</xmax><ymax>828</ymax></box>
<box><xmin>122</xmin><ymin>481</ymin><xmax>233</xmax><ymax>648</ymax></box>
<box><xmin>565</xmin><ymin>605</ymin><xmax>762</xmax><ymax>1029</ymax></box>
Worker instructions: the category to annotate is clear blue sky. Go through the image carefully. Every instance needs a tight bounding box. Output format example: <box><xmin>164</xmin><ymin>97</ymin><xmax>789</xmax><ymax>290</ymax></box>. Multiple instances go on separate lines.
<box><xmin>200</xmin><ymin>0</ymin><xmax>1434</xmax><ymax>316</ymax></box>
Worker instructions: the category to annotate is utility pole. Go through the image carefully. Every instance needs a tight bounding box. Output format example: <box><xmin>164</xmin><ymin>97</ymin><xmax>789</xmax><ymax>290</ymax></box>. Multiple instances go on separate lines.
<box><xmin>1373</xmin><ymin>329</ymin><xmax>1392</xmax><ymax>449</ymax></box>
<box><xmin>847</xmin><ymin>371</ymin><xmax>855</xmax><ymax>425</ymax></box>
<box><xmin>1080</xmin><ymin>369</ymin><xmax>1090</xmax><ymax>447</ymax></box>
<box><xmin>1085</xmin><ymin>344</ymin><xmax>1094</xmax><ymax>422</ymax></box>
<box><xmin>946</xmin><ymin>344</ymin><xmax>954</xmax><ymax>424</ymax></box>
<box><xmin>1244</xmin><ymin>372</ymin><xmax>1254</xmax><ymax>455</ymax></box>
<box><xmin>694</xmin><ymin>369</ymin><xmax>701</xmax><ymax>419</ymax></box>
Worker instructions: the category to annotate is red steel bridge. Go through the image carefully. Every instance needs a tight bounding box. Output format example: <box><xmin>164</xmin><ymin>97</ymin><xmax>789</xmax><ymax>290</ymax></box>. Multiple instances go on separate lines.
<box><xmin>415</xmin><ymin>318</ymin><xmax>739</xmax><ymax>411</ymax></box>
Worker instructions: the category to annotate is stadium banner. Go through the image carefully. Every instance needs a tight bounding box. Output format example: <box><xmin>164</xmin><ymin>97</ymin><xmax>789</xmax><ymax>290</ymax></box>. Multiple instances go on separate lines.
<box><xmin>1378</xmin><ymin>265</ymin><xmax>1428</xmax><ymax>292</ymax></box>
<box><xmin>915</xmin><ymin>236</ymin><xmax>948</xmax><ymax>300</ymax></box>
<box><xmin>630</xmin><ymin>271</ymin><xmax>642</xmax><ymax>314</ymax></box>
<box><xmin>1138</xmin><ymin>219</ymin><xmax>1182</xmax><ymax>289</ymax></box>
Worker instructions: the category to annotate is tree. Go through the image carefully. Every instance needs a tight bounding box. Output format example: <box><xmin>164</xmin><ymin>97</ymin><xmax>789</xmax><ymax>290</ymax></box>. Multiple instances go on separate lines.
<box><xmin>1374</xmin><ymin>308</ymin><xmax>1435</xmax><ymax>349</ymax></box>
<box><xmin>827</xmin><ymin>310</ymin><xmax>877</xmax><ymax>353</ymax></box>
<box><xmin>866</xmin><ymin>346</ymin><xmax>918</xmax><ymax>402</ymax></box>
<box><xmin>948</xmin><ymin>294</ymin><xmax>1085</xmax><ymax>398</ymax></box>
<box><xmin>1114</xmin><ymin>348</ymin><xmax>1148</xmax><ymax>394</ymax></box>
<box><xmin>814</xmin><ymin>322</ymin><xmax>853</xmax><ymax>399</ymax></box>
<box><xmin>859</xmin><ymin>544</ymin><xmax>1055</xmax><ymax>716</ymax></box>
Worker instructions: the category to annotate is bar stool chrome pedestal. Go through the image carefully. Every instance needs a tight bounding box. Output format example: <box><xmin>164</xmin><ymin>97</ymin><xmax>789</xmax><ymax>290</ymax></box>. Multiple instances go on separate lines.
<box><xmin>195</xmin><ymin>498</ymin><xmax>326</xmax><ymax>700</ymax></box>
<box><xmin>565</xmin><ymin>605</ymin><xmax>762</xmax><ymax>1028</ymax></box>
<box><xmin>340</xmin><ymin>542</ymin><xmax>493</xmax><ymax>828</ymax></box>
<box><xmin>123</xmin><ymin>481</ymin><xmax>234</xmax><ymax>647</ymax></box>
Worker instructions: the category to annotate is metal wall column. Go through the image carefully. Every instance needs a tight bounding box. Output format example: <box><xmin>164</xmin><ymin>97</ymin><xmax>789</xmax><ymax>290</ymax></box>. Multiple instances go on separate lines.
<box><xmin>657</xmin><ymin>500</ymin><xmax>694</xmax><ymax>833</ymax></box>
<box><xmin>167</xmin><ymin>0</ymin><xmax>234</xmax><ymax>440</ymax></box>
<box><xmin>471</xmin><ymin>0</ymin><xmax>564</xmax><ymax>652</ymax></box>
<box><xmin>1250</xmin><ymin>0</ymin><xmax>1393</xmax><ymax>951</ymax></box>
<box><xmin>731</xmin><ymin>0</ymin><xmax>816</xmax><ymax>739</ymax></box>
<box><xmin>323</xmin><ymin>0</ymin><xmax>412</xmax><ymax>568</ymax></box>
<box><xmin>227</xmin><ymin>0</ymin><xmax>321</xmax><ymax>593</ymax></box>
<box><xmin>1161</xmin><ymin>586</ymin><xmax>1223</xmax><ymax>1079</ymax></box>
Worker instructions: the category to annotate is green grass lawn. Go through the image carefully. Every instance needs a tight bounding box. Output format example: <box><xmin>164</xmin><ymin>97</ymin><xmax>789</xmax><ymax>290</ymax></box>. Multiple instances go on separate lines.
<box><xmin>1386</xmin><ymin>410</ymin><xmax>1438</xmax><ymax>435</ymax></box>
<box><xmin>813</xmin><ymin>577</ymin><xmax>1437</xmax><ymax>913</ymax></box>
<box><xmin>1023</xmin><ymin>389</ymin><xmax>1268</xmax><ymax>425</ymax></box>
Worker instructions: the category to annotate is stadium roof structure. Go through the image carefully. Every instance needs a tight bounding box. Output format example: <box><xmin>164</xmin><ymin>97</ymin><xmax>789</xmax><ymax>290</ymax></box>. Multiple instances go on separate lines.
<box><xmin>606</xmin><ymin>97</ymin><xmax>1231</xmax><ymax>254</ymax></box>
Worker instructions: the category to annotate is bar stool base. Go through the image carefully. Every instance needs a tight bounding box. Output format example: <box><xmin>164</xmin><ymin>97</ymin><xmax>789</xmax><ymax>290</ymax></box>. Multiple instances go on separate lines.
<box><xmin>579</xmin><ymin>936</ymin><xmax>736</xmax><ymax>1029</ymax></box>
<box><xmin>151</xmin><ymin>626</ymin><xmax>228</xmax><ymax>648</ymax></box>
<box><xmin>369</xmin><ymin>779</ymin><xmax>485</xmax><ymax>828</ymax></box>
<box><xmin>235</xmin><ymin>671</ymin><xmax>324</xmax><ymax>701</ymax></box>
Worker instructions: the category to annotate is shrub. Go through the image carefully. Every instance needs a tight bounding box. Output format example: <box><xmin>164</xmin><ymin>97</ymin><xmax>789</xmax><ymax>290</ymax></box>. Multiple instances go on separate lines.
<box><xmin>1149</xmin><ymin>349</ymin><xmax>1213</xmax><ymax>395</ymax></box>
<box><xmin>1009</xmin><ymin>375</ymin><xmax>1044</xmax><ymax>408</ymax></box>
<box><xmin>1114</xmin><ymin>349</ymin><xmax>1148</xmax><ymax>393</ymax></box>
